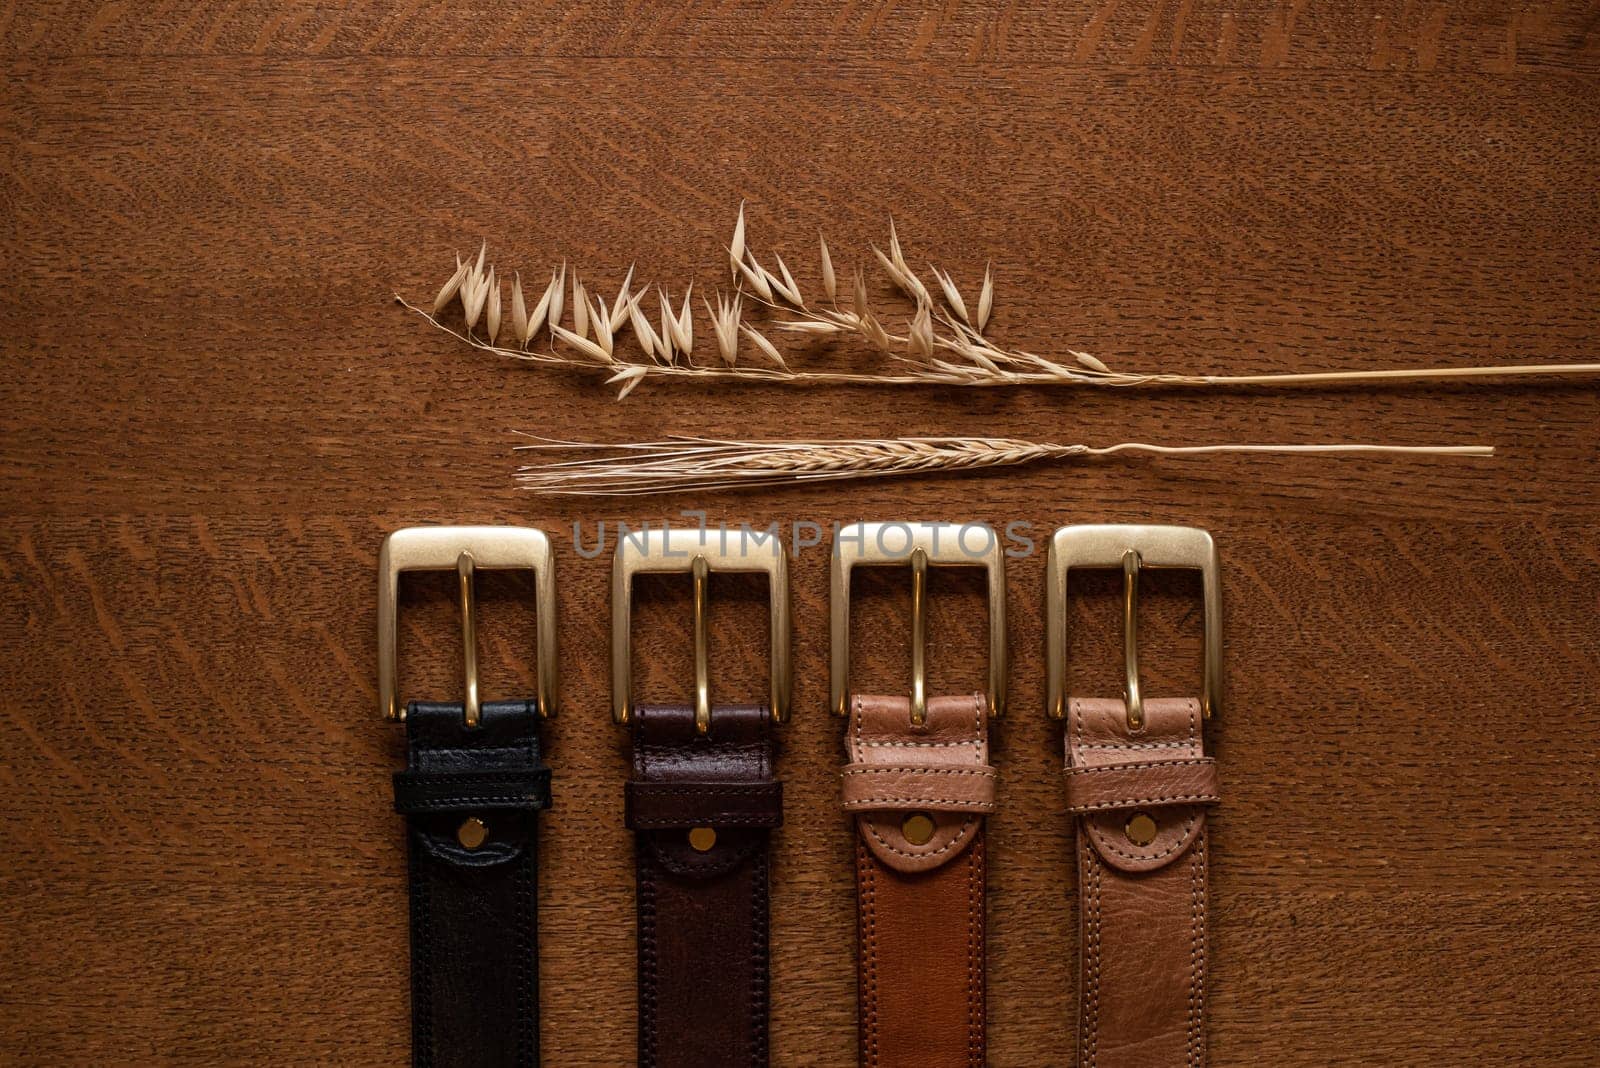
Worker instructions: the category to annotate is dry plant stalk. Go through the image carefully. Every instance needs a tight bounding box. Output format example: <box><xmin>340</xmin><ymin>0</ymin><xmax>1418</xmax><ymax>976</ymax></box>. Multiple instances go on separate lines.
<box><xmin>400</xmin><ymin>207</ymin><xmax>1600</xmax><ymax>399</ymax></box>
<box><xmin>512</xmin><ymin>436</ymin><xmax>1495</xmax><ymax>496</ymax></box>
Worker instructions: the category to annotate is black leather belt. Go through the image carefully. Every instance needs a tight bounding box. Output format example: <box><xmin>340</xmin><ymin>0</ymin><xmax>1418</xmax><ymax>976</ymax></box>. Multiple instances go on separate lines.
<box><xmin>379</xmin><ymin>526</ymin><xmax>559</xmax><ymax>1068</ymax></box>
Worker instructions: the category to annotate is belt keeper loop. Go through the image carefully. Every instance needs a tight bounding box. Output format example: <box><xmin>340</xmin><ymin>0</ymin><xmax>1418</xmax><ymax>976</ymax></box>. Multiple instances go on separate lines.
<box><xmin>1063</xmin><ymin>757</ymin><xmax>1219</xmax><ymax>814</ymax></box>
<box><xmin>840</xmin><ymin>762</ymin><xmax>998</xmax><ymax>813</ymax></box>
<box><xmin>624</xmin><ymin>779</ymin><xmax>784</xmax><ymax>830</ymax></box>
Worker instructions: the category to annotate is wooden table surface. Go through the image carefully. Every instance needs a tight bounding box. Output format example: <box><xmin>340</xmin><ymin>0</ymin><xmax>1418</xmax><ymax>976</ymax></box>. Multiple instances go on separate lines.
<box><xmin>4</xmin><ymin>3</ymin><xmax>1599</xmax><ymax>1064</ymax></box>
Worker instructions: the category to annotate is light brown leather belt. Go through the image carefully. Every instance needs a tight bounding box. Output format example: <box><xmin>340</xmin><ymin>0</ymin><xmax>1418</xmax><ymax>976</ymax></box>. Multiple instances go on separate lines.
<box><xmin>1047</xmin><ymin>524</ymin><xmax>1223</xmax><ymax>1068</ymax></box>
<box><xmin>831</xmin><ymin>522</ymin><xmax>1007</xmax><ymax>1067</ymax></box>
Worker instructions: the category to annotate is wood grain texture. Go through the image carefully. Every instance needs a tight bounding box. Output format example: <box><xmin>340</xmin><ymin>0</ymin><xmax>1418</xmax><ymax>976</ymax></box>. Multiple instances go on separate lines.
<box><xmin>2</xmin><ymin>2</ymin><xmax>1598</xmax><ymax>1064</ymax></box>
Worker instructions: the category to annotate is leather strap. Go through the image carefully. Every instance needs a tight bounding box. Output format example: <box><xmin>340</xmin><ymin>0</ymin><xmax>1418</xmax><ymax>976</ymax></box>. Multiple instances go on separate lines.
<box><xmin>627</xmin><ymin>704</ymin><xmax>780</xmax><ymax>1068</ymax></box>
<box><xmin>846</xmin><ymin>693</ymin><xmax>993</xmax><ymax>1068</ymax></box>
<box><xmin>1067</xmin><ymin>696</ymin><xmax>1217</xmax><ymax>1068</ymax></box>
<box><xmin>393</xmin><ymin>700</ymin><xmax>549</xmax><ymax>1068</ymax></box>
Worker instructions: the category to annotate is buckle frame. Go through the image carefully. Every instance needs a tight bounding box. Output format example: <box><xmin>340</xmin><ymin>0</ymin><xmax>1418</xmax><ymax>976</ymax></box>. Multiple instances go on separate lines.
<box><xmin>611</xmin><ymin>527</ymin><xmax>791</xmax><ymax>733</ymax></box>
<box><xmin>1045</xmin><ymin>524</ymin><xmax>1221</xmax><ymax>728</ymax></box>
<box><xmin>829</xmin><ymin>522</ymin><xmax>1007</xmax><ymax>724</ymax></box>
<box><xmin>378</xmin><ymin>525</ymin><xmax>558</xmax><ymax>726</ymax></box>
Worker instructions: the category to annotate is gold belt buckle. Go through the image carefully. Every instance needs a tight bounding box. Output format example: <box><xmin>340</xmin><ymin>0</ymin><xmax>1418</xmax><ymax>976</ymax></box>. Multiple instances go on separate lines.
<box><xmin>611</xmin><ymin>527</ymin><xmax>792</xmax><ymax>734</ymax></box>
<box><xmin>378</xmin><ymin>525</ymin><xmax>558</xmax><ymax>726</ymax></box>
<box><xmin>829</xmin><ymin>522</ymin><xmax>1008</xmax><ymax>725</ymax></box>
<box><xmin>1045</xmin><ymin>524</ymin><xmax>1221</xmax><ymax>729</ymax></box>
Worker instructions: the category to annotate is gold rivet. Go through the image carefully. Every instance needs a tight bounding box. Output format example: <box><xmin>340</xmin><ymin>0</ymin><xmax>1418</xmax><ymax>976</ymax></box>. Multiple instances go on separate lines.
<box><xmin>688</xmin><ymin>826</ymin><xmax>717</xmax><ymax>852</ymax></box>
<box><xmin>457</xmin><ymin>817</ymin><xmax>488</xmax><ymax>850</ymax></box>
<box><xmin>1125</xmin><ymin>812</ymin><xmax>1158</xmax><ymax>847</ymax></box>
<box><xmin>902</xmin><ymin>812</ymin><xmax>936</xmax><ymax>846</ymax></box>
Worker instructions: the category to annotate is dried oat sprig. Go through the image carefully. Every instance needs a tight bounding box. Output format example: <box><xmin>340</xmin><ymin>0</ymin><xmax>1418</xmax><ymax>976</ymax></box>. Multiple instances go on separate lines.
<box><xmin>511</xmin><ymin>435</ymin><xmax>1495</xmax><ymax>497</ymax></box>
<box><xmin>705</xmin><ymin>291</ymin><xmax>742</xmax><ymax>366</ymax></box>
<box><xmin>402</xmin><ymin>213</ymin><xmax>1600</xmax><ymax>397</ymax></box>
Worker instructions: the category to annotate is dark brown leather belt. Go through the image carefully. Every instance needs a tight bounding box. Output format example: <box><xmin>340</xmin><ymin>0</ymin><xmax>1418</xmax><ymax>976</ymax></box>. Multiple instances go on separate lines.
<box><xmin>830</xmin><ymin>522</ymin><xmax>1007</xmax><ymax>1067</ymax></box>
<box><xmin>626</xmin><ymin>704</ymin><xmax>780</xmax><ymax>1067</ymax></box>
<box><xmin>1047</xmin><ymin>524</ymin><xmax>1223</xmax><ymax>1067</ymax></box>
<box><xmin>612</xmin><ymin>528</ymin><xmax>792</xmax><ymax>1067</ymax></box>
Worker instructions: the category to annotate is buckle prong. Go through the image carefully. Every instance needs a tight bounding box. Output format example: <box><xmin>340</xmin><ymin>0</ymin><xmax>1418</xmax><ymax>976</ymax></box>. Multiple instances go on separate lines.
<box><xmin>692</xmin><ymin>554</ymin><xmax>711</xmax><ymax>735</ymax></box>
<box><xmin>909</xmin><ymin>547</ymin><xmax>929</xmax><ymax>726</ymax></box>
<box><xmin>456</xmin><ymin>550</ymin><xmax>481</xmax><ymax>728</ymax></box>
<box><xmin>1046</xmin><ymin>524</ymin><xmax>1221</xmax><ymax>727</ymax></box>
<box><xmin>1121</xmin><ymin>548</ymin><xmax>1143</xmax><ymax>730</ymax></box>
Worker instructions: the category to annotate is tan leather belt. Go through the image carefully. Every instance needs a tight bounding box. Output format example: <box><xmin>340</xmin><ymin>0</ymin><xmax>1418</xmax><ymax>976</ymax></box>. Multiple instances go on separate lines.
<box><xmin>831</xmin><ymin>522</ymin><xmax>1007</xmax><ymax>1067</ymax></box>
<box><xmin>1047</xmin><ymin>524</ymin><xmax>1223</xmax><ymax>1068</ymax></box>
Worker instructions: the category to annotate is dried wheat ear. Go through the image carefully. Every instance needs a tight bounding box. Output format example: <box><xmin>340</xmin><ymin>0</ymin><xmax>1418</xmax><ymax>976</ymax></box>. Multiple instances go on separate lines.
<box><xmin>513</xmin><ymin>436</ymin><xmax>1495</xmax><ymax>497</ymax></box>
<box><xmin>400</xmin><ymin>205</ymin><xmax>1600</xmax><ymax>399</ymax></box>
